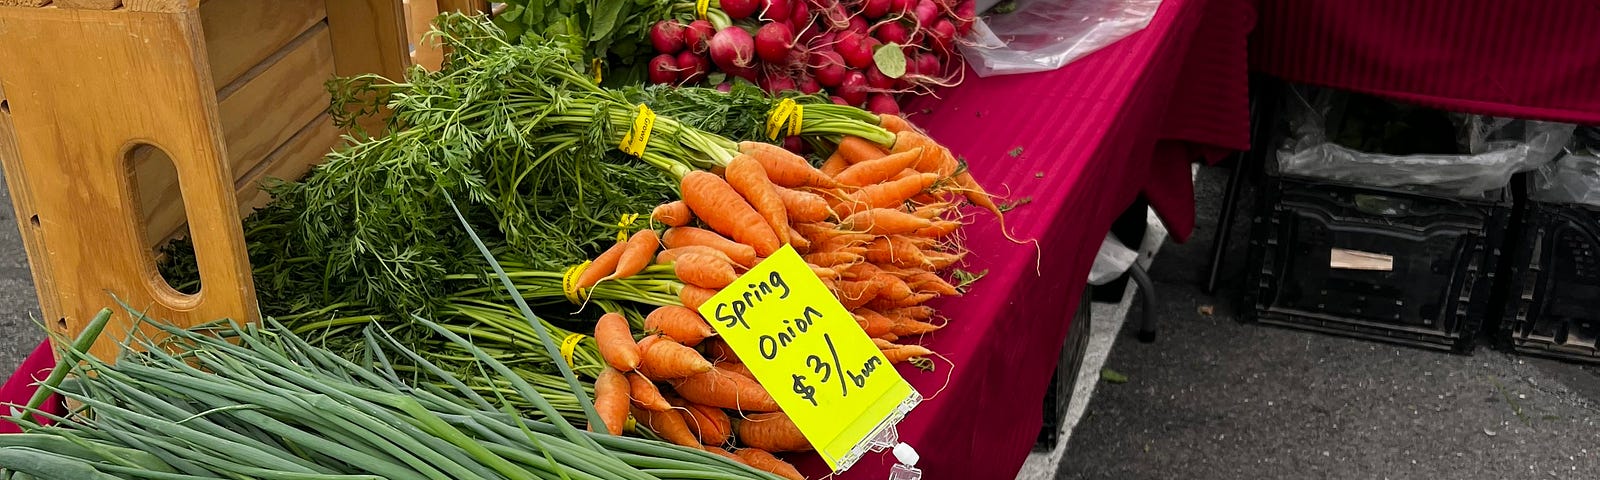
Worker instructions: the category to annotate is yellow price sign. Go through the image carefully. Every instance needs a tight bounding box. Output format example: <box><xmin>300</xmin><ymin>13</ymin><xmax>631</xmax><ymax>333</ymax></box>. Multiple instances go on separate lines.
<box><xmin>697</xmin><ymin>246</ymin><xmax>920</xmax><ymax>471</ymax></box>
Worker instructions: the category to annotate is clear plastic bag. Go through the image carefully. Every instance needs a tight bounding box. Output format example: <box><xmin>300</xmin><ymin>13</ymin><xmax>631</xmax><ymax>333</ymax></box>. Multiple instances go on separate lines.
<box><xmin>960</xmin><ymin>0</ymin><xmax>1163</xmax><ymax>77</ymax></box>
<box><xmin>1275</xmin><ymin>87</ymin><xmax>1576</xmax><ymax>197</ymax></box>
<box><xmin>1531</xmin><ymin>149</ymin><xmax>1600</xmax><ymax>207</ymax></box>
<box><xmin>1088</xmin><ymin>234</ymin><xmax>1138</xmax><ymax>286</ymax></box>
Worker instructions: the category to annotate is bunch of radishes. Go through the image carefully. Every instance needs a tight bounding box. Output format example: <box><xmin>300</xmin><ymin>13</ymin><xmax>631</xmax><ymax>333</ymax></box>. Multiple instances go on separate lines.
<box><xmin>645</xmin><ymin>0</ymin><xmax>975</xmax><ymax>115</ymax></box>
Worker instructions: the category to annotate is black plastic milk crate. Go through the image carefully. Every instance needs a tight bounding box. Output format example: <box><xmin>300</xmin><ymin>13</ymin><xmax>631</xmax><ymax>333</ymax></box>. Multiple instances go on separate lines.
<box><xmin>1500</xmin><ymin>200</ymin><xmax>1600</xmax><ymax>363</ymax></box>
<box><xmin>1244</xmin><ymin>176</ymin><xmax>1511</xmax><ymax>353</ymax></box>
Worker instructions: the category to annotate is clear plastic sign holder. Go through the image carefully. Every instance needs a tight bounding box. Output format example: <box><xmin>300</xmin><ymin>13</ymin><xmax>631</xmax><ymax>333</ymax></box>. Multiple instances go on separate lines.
<box><xmin>827</xmin><ymin>390</ymin><xmax>924</xmax><ymax>479</ymax></box>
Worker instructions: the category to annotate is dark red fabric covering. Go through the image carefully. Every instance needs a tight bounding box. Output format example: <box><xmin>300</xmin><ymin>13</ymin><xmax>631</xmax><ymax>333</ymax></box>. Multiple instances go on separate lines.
<box><xmin>1251</xmin><ymin>0</ymin><xmax>1600</xmax><ymax>124</ymax></box>
<box><xmin>0</xmin><ymin>340</ymin><xmax>60</xmax><ymax>434</ymax></box>
<box><xmin>795</xmin><ymin>0</ymin><xmax>1251</xmax><ymax>477</ymax></box>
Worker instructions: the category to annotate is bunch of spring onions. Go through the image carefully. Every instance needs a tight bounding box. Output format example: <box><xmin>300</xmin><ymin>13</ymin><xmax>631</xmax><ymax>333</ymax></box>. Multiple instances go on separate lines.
<box><xmin>0</xmin><ymin>313</ymin><xmax>784</xmax><ymax>480</ymax></box>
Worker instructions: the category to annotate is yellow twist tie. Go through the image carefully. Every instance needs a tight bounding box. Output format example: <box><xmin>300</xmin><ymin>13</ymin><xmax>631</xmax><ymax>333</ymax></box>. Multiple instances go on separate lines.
<box><xmin>619</xmin><ymin>104</ymin><xmax>656</xmax><ymax>157</ymax></box>
<box><xmin>559</xmin><ymin>333</ymin><xmax>586</xmax><ymax>367</ymax></box>
<box><xmin>616</xmin><ymin>213</ymin><xmax>641</xmax><ymax>242</ymax></box>
<box><xmin>695</xmin><ymin>0</ymin><xmax>710</xmax><ymax>20</ymax></box>
<box><xmin>562</xmin><ymin>261</ymin><xmax>593</xmax><ymax>304</ymax></box>
<box><xmin>765</xmin><ymin>98</ymin><xmax>802</xmax><ymax>140</ymax></box>
<box><xmin>592</xmin><ymin>58</ymin><xmax>604</xmax><ymax>84</ymax></box>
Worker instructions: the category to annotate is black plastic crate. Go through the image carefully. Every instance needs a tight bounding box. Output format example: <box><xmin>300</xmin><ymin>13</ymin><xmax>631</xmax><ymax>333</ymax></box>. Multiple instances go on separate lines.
<box><xmin>1244</xmin><ymin>175</ymin><xmax>1511</xmax><ymax>353</ymax></box>
<box><xmin>1500</xmin><ymin>200</ymin><xmax>1600</xmax><ymax>363</ymax></box>
<box><xmin>1037</xmin><ymin>286</ymin><xmax>1093</xmax><ymax>451</ymax></box>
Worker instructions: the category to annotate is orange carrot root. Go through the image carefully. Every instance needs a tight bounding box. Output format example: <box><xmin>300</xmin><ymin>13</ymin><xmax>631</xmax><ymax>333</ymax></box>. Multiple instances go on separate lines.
<box><xmin>680</xmin><ymin>171</ymin><xmax>782</xmax><ymax>256</ymax></box>
<box><xmin>596</xmin><ymin>312</ymin><xmax>641</xmax><ymax>371</ymax></box>
<box><xmin>669</xmin><ymin>365</ymin><xmax>782</xmax><ymax>412</ymax></box>
<box><xmin>576</xmin><ymin>240</ymin><xmax>628</xmax><ymax>289</ymax></box>
<box><xmin>646</xmin><ymin>305</ymin><xmax>716</xmax><ymax>346</ymax></box>
<box><xmin>628</xmin><ymin>372</ymin><xmax>672</xmax><ymax>411</ymax></box>
<box><xmin>590</xmin><ymin>367</ymin><xmax>630</xmax><ymax>435</ymax></box>
<box><xmin>652</xmin><ymin>201</ymin><xmax>694</xmax><ymax>227</ymax></box>
<box><xmin>736</xmin><ymin>412</ymin><xmax>812</xmax><ymax>452</ymax></box>
<box><xmin>637</xmin><ymin>335</ymin><xmax>714</xmax><ymax>380</ymax></box>
<box><xmin>663</xmin><ymin>227</ymin><xmax>759</xmax><ymax>267</ymax></box>
<box><xmin>603</xmin><ymin>229</ymin><xmax>660</xmax><ymax>282</ymax></box>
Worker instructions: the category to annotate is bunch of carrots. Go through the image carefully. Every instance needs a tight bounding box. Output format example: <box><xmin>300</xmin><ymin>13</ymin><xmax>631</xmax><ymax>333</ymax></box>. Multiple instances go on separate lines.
<box><xmin>558</xmin><ymin>115</ymin><xmax>996</xmax><ymax>479</ymax></box>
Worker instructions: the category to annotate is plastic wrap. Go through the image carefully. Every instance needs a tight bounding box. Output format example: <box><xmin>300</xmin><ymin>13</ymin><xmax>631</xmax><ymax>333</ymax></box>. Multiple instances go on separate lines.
<box><xmin>961</xmin><ymin>0</ymin><xmax>1162</xmax><ymax>77</ymax></box>
<box><xmin>1088</xmin><ymin>234</ymin><xmax>1138</xmax><ymax>286</ymax></box>
<box><xmin>1276</xmin><ymin>88</ymin><xmax>1576</xmax><ymax>197</ymax></box>
<box><xmin>1532</xmin><ymin>149</ymin><xmax>1600</xmax><ymax>207</ymax></box>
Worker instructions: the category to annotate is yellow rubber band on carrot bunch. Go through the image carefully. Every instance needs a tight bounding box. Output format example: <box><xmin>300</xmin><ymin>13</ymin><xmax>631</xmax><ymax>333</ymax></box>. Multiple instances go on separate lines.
<box><xmin>695</xmin><ymin>0</ymin><xmax>710</xmax><ymax>20</ymax></box>
<box><xmin>764</xmin><ymin>98</ymin><xmax>803</xmax><ymax>140</ymax></box>
<box><xmin>559</xmin><ymin>333</ymin><xmax>587</xmax><ymax>367</ymax></box>
<box><xmin>615</xmin><ymin>213</ymin><xmax>641</xmax><ymax>242</ymax></box>
<box><xmin>592</xmin><ymin>58</ymin><xmax>603</xmax><ymax>84</ymax></box>
<box><xmin>562</xmin><ymin>260</ymin><xmax>593</xmax><ymax>304</ymax></box>
<box><xmin>619</xmin><ymin>104</ymin><xmax>656</xmax><ymax>156</ymax></box>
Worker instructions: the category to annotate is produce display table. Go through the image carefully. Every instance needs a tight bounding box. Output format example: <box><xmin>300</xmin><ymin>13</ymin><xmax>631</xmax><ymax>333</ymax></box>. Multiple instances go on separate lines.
<box><xmin>0</xmin><ymin>0</ymin><xmax>1253</xmax><ymax>477</ymax></box>
<box><xmin>1251</xmin><ymin>0</ymin><xmax>1600</xmax><ymax>124</ymax></box>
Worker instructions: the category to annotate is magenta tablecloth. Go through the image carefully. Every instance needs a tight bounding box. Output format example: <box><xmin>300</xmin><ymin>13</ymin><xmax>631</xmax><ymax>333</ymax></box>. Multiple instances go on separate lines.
<box><xmin>0</xmin><ymin>0</ymin><xmax>1251</xmax><ymax>476</ymax></box>
<box><xmin>0</xmin><ymin>340</ymin><xmax>61</xmax><ymax>434</ymax></box>
<box><xmin>1252</xmin><ymin>0</ymin><xmax>1600</xmax><ymax>124</ymax></box>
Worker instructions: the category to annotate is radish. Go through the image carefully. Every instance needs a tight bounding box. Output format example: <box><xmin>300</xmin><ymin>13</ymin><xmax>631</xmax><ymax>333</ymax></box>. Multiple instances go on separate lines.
<box><xmin>790</xmin><ymin>1</ymin><xmax>812</xmax><ymax>32</ymax></box>
<box><xmin>821</xmin><ymin>3</ymin><xmax>851</xmax><ymax>30</ymax></box>
<box><xmin>716</xmin><ymin>82</ymin><xmax>734</xmax><ymax>92</ymax></box>
<box><xmin>808</xmin><ymin>31</ymin><xmax>837</xmax><ymax>51</ymax></box>
<box><xmin>912</xmin><ymin>0</ymin><xmax>938</xmax><ymax>26</ymax></box>
<box><xmin>651</xmin><ymin>21</ymin><xmax>687</xmax><ymax>54</ymax></box>
<box><xmin>709</xmin><ymin>27</ymin><xmax>757</xmax><ymax>72</ymax></box>
<box><xmin>809</xmin><ymin>50</ymin><xmax>847</xmax><ymax>87</ymax></box>
<box><xmin>846</xmin><ymin>16</ymin><xmax>869</xmax><ymax>35</ymax></box>
<box><xmin>839</xmin><ymin>34</ymin><xmax>879</xmax><ymax>69</ymax></box>
<box><xmin>759</xmin><ymin>68</ymin><xmax>796</xmax><ymax>94</ymax></box>
<box><xmin>683</xmin><ymin>20</ymin><xmax>716</xmax><ymax>54</ymax></box>
<box><xmin>889</xmin><ymin>0</ymin><xmax>913</xmax><ymax>15</ymax></box>
<box><xmin>865</xmin><ymin>65</ymin><xmax>895</xmax><ymax>90</ymax></box>
<box><xmin>722</xmin><ymin>0</ymin><xmax>759</xmax><ymax>19</ymax></box>
<box><xmin>754</xmin><ymin>22</ymin><xmax>796</xmax><ymax>64</ymax></box>
<box><xmin>760</xmin><ymin>0</ymin><xmax>791</xmax><ymax>23</ymax></box>
<box><xmin>866</xmin><ymin>94</ymin><xmax>900</xmax><ymax>115</ymax></box>
<box><xmin>647</xmin><ymin>54</ymin><xmax>679</xmax><ymax>85</ymax></box>
<box><xmin>796</xmin><ymin>74</ymin><xmax>822</xmax><ymax>94</ymax></box>
<box><xmin>862</xmin><ymin>0</ymin><xmax>891</xmax><ymax>19</ymax></box>
<box><xmin>829</xmin><ymin>95</ymin><xmax>849</xmax><ymax>105</ymax></box>
<box><xmin>873</xmin><ymin>20</ymin><xmax>909</xmax><ymax>45</ymax></box>
<box><xmin>838</xmin><ymin>71</ymin><xmax>869</xmax><ymax>105</ymax></box>
<box><xmin>727</xmin><ymin>64</ymin><xmax>760</xmax><ymax>83</ymax></box>
<box><xmin>953</xmin><ymin>0</ymin><xmax>976</xmax><ymax>35</ymax></box>
<box><xmin>907</xmin><ymin>52</ymin><xmax>940</xmax><ymax>78</ymax></box>
<box><xmin>676</xmin><ymin>51</ymin><xmax>709</xmax><ymax>85</ymax></box>
<box><xmin>928</xmin><ymin>18</ymin><xmax>955</xmax><ymax>55</ymax></box>
<box><xmin>783</xmin><ymin>136</ymin><xmax>808</xmax><ymax>155</ymax></box>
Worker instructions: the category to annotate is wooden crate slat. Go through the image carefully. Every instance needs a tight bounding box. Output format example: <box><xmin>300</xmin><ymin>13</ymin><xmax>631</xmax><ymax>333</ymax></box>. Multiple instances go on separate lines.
<box><xmin>200</xmin><ymin>0</ymin><xmax>327</xmax><ymax>87</ymax></box>
<box><xmin>234</xmin><ymin>113</ymin><xmax>341</xmax><ymax>215</ymax></box>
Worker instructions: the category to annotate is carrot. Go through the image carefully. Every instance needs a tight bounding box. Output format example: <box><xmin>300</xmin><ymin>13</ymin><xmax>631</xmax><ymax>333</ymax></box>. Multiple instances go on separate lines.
<box><xmin>596</xmin><ymin>312</ymin><xmax>641</xmax><ymax>371</ymax></box>
<box><xmin>669</xmin><ymin>366</ymin><xmax>781</xmax><ymax>412</ymax></box>
<box><xmin>855</xmin><ymin>311</ymin><xmax>892</xmax><ymax>338</ymax></box>
<box><xmin>879</xmin><ymin>332</ymin><xmax>900</xmax><ymax>342</ymax></box>
<box><xmin>925</xmin><ymin>250</ymin><xmax>967</xmax><ymax>269</ymax></box>
<box><xmin>832</xmin><ymin>279</ymin><xmax>883</xmax><ymax>310</ymax></box>
<box><xmin>820</xmin><ymin>151</ymin><xmax>850</xmax><ymax>177</ymax></box>
<box><xmin>590</xmin><ymin>367</ymin><xmax>630</xmax><ymax>435</ymax></box>
<box><xmin>792</xmin><ymin>221</ymin><xmax>841</xmax><ymax>238</ymax></box>
<box><xmin>892</xmin><ymin>130</ymin><xmax>958</xmax><ymax>176</ymax></box>
<box><xmin>883</xmin><ymin>305</ymin><xmax>935</xmax><ymax>321</ymax></box>
<box><xmin>628</xmin><ymin>372</ymin><xmax>672</xmax><ymax>411</ymax></box>
<box><xmin>632</xmin><ymin>406</ymin><xmax>700</xmax><ymax>448</ymax></box>
<box><xmin>646</xmin><ymin>305</ymin><xmax>716</xmax><ymax>346</ymax></box>
<box><xmin>882</xmin><ymin>344</ymin><xmax>935</xmax><ymax>363</ymax></box>
<box><xmin>809</xmin><ymin>265</ymin><xmax>840</xmax><ymax>281</ymax></box>
<box><xmin>736</xmin><ymin>412</ymin><xmax>811</xmax><ymax>452</ymax></box>
<box><xmin>680</xmin><ymin>171</ymin><xmax>782</xmax><ymax>256</ymax></box>
<box><xmin>773</xmin><ymin>186</ymin><xmax>833</xmax><ymax>223</ymax></box>
<box><xmin>726</xmin><ymin>155</ymin><xmax>792</xmax><ymax>246</ymax></box>
<box><xmin>912</xmin><ymin>202</ymin><xmax>955</xmax><ymax>219</ymax></box>
<box><xmin>912</xmin><ymin>220</ymin><xmax>964</xmax><ymax>238</ymax></box>
<box><xmin>637</xmin><ymin>335</ymin><xmax>714</xmax><ymax>380</ymax></box>
<box><xmin>836</xmin><ymin>135</ymin><xmax>889</xmax><ymax>164</ymax></box>
<box><xmin>834</xmin><ymin>148</ymin><xmax>923</xmax><ymax>187</ymax></box>
<box><xmin>866</xmin><ymin>292</ymin><xmax>937</xmax><ymax>311</ymax></box>
<box><xmin>786</xmin><ymin>224</ymin><xmax>812</xmax><ymax>252</ymax></box>
<box><xmin>839</xmin><ymin>208</ymin><xmax>934</xmax><ymax>235</ymax></box>
<box><xmin>908</xmin><ymin>272</ymin><xmax>960</xmax><ymax>296</ymax></box>
<box><xmin>953</xmin><ymin>169</ymin><xmax>1005</xmax><ymax>219</ymax></box>
<box><xmin>891</xmin><ymin>316</ymin><xmax>942</xmax><ymax>336</ymax></box>
<box><xmin>803</xmin><ymin>251</ymin><xmax>863</xmax><ymax>267</ymax></box>
<box><xmin>718</xmin><ymin>361</ymin><xmax>756</xmax><ymax>381</ymax></box>
<box><xmin>814</xmin><ymin>233</ymin><xmax>875</xmax><ymax>252</ymax></box>
<box><xmin>864</xmin><ymin>236</ymin><xmax>932</xmax><ymax>269</ymax></box>
<box><xmin>878</xmin><ymin>113</ymin><xmax>922</xmax><ymax>134</ymax></box>
<box><xmin>734</xmin><ymin>449</ymin><xmax>804</xmax><ymax>480</ymax></box>
<box><xmin>672</xmin><ymin>400</ymin><xmax>732</xmax><ymax>446</ymax></box>
<box><xmin>870</xmin><ymin>273</ymin><xmax>917</xmax><ymax>302</ymax></box>
<box><xmin>843</xmin><ymin>172</ymin><xmax>941</xmax><ymax>215</ymax></box>
<box><xmin>576</xmin><ymin>239</ymin><xmax>628</xmax><ymax>289</ymax></box>
<box><xmin>604</xmin><ymin>229</ymin><xmax>660</xmax><ymax>282</ymax></box>
<box><xmin>680</xmin><ymin>285</ymin><xmax>718</xmax><ymax>310</ymax></box>
<box><xmin>704</xmin><ymin>446</ymin><xmax>742</xmax><ymax>462</ymax></box>
<box><xmin>652</xmin><ymin>201</ymin><xmax>694</xmax><ymax>227</ymax></box>
<box><xmin>663</xmin><ymin>227</ymin><xmax>759</xmax><ymax>267</ymax></box>
<box><xmin>701</xmin><ymin>337</ymin><xmax>740</xmax><ymax>363</ymax></box>
<box><xmin>657</xmin><ymin>246</ymin><xmax>739</xmax><ymax>267</ymax></box>
<box><xmin>738</xmin><ymin>141</ymin><xmax>840</xmax><ymax>188</ymax></box>
<box><xmin>674</xmin><ymin>252</ymin><xmax>740</xmax><ymax>290</ymax></box>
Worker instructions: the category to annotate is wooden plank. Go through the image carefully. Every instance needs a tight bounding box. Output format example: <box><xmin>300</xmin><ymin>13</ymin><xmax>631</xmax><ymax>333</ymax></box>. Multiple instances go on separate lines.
<box><xmin>54</xmin><ymin>0</ymin><xmax>121</xmax><ymax>8</ymax></box>
<box><xmin>0</xmin><ymin>7</ymin><xmax>259</xmax><ymax>359</ymax></box>
<box><xmin>234</xmin><ymin>113</ymin><xmax>342</xmax><ymax>215</ymax></box>
<box><xmin>405</xmin><ymin>0</ymin><xmax>443</xmax><ymax>70</ymax></box>
<box><xmin>199</xmin><ymin>0</ymin><xmax>327</xmax><ymax>87</ymax></box>
<box><xmin>138</xmin><ymin>24</ymin><xmax>334</xmax><ymax>244</ymax></box>
<box><xmin>0</xmin><ymin>1</ymin><xmax>53</xmax><ymax>7</ymax></box>
<box><xmin>325</xmin><ymin>0</ymin><xmax>410</xmax><ymax>134</ymax></box>
<box><xmin>435</xmin><ymin>0</ymin><xmax>485</xmax><ymax>13</ymax></box>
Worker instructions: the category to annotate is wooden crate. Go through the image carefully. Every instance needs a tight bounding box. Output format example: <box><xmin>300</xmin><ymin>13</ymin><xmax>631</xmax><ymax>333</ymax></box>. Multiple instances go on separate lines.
<box><xmin>0</xmin><ymin>0</ymin><xmax>411</xmax><ymax>360</ymax></box>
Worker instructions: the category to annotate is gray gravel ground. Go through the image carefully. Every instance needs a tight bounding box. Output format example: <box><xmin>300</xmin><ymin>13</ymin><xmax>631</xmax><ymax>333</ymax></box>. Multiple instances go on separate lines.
<box><xmin>0</xmin><ymin>172</ymin><xmax>43</xmax><ymax>378</ymax></box>
<box><xmin>1057</xmin><ymin>165</ymin><xmax>1600</xmax><ymax>479</ymax></box>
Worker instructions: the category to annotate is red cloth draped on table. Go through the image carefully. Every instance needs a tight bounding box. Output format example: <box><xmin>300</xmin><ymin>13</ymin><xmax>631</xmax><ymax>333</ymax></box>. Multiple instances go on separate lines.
<box><xmin>0</xmin><ymin>340</ymin><xmax>61</xmax><ymax>434</ymax></box>
<box><xmin>796</xmin><ymin>0</ymin><xmax>1252</xmax><ymax>477</ymax></box>
<box><xmin>1251</xmin><ymin>0</ymin><xmax>1600</xmax><ymax>124</ymax></box>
